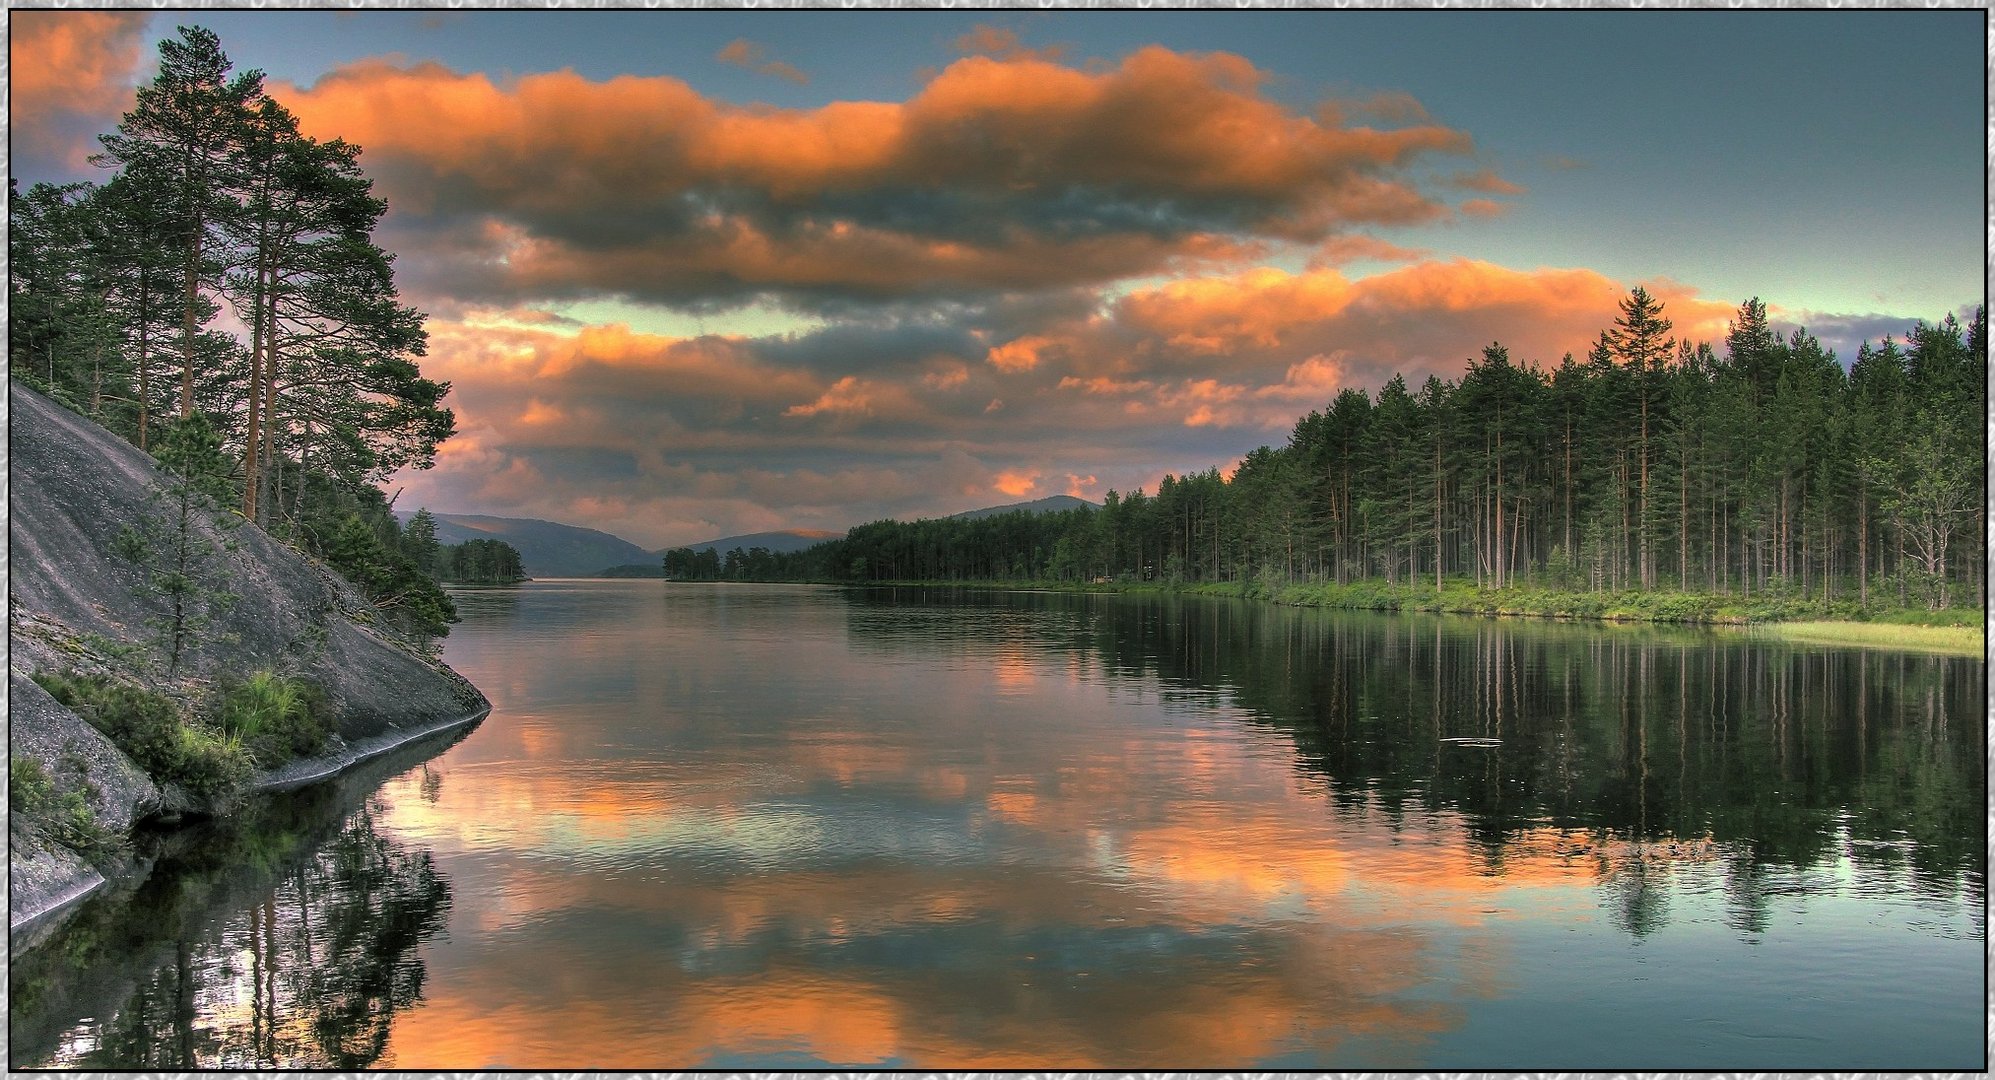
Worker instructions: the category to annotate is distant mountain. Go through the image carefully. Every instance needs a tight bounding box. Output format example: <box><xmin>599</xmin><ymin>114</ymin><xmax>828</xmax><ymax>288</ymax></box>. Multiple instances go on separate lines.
<box><xmin>395</xmin><ymin>500</ymin><xmax>1094</xmax><ymax>578</ymax></box>
<box><xmin>395</xmin><ymin>511</ymin><xmax>653</xmax><ymax>578</ymax></box>
<box><xmin>668</xmin><ymin>529</ymin><xmax>844</xmax><ymax>556</ymax></box>
<box><xmin>947</xmin><ymin>494</ymin><xmax>1098</xmax><ymax>521</ymax></box>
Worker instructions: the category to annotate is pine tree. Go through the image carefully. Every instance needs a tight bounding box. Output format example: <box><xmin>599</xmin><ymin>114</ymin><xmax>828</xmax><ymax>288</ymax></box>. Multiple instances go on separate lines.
<box><xmin>1605</xmin><ymin>287</ymin><xmax>1675</xmax><ymax>587</ymax></box>
<box><xmin>115</xmin><ymin>413</ymin><xmax>242</xmax><ymax>675</ymax></box>
<box><xmin>94</xmin><ymin>25</ymin><xmax>265</xmax><ymax>419</ymax></box>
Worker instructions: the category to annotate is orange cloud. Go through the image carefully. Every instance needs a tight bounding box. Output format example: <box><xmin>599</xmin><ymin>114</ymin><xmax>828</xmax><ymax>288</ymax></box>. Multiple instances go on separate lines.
<box><xmin>1327</xmin><ymin>90</ymin><xmax>1432</xmax><ymax>126</ymax></box>
<box><xmin>9</xmin><ymin>11</ymin><xmax>150</xmax><ymax>168</ymax></box>
<box><xmin>1119</xmin><ymin>266</ymin><xmax>1356</xmax><ymax>354</ymax></box>
<box><xmin>946</xmin><ymin>260</ymin><xmax>1746</xmax><ymax>443</ymax></box>
<box><xmin>987</xmin><ymin>334</ymin><xmax>1058</xmax><ymax>373</ymax></box>
<box><xmin>1058</xmin><ymin>375</ymin><xmax>1157</xmax><ymax>396</ymax></box>
<box><xmin>394</xmin><ymin>316</ymin><xmax>1043</xmax><ymax>542</ymax></box>
<box><xmin>1312</xmin><ymin>234</ymin><xmax>1432</xmax><ymax>267</ymax></box>
<box><xmin>277</xmin><ymin>46</ymin><xmax>1476</xmax><ymax>307</ymax></box>
<box><xmin>715</xmin><ymin>38</ymin><xmax>810</xmax><ymax>85</ymax></box>
<box><xmin>993</xmin><ymin>470</ymin><xmax>1040</xmax><ymax>497</ymax></box>
<box><xmin>785</xmin><ymin>375</ymin><xmax>875</xmax><ymax>418</ymax></box>
<box><xmin>920</xmin><ymin>363</ymin><xmax>971</xmax><ymax>390</ymax></box>
<box><xmin>517</xmin><ymin>399</ymin><xmax>568</xmax><ymax>427</ymax></box>
<box><xmin>952</xmin><ymin>24</ymin><xmax>1068</xmax><ymax>63</ymax></box>
<box><xmin>1450</xmin><ymin>168</ymin><xmax>1526</xmax><ymax>196</ymax></box>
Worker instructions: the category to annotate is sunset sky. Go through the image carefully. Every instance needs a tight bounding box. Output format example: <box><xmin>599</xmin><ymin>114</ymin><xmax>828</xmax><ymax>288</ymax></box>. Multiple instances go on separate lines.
<box><xmin>11</xmin><ymin>10</ymin><xmax>1984</xmax><ymax>549</ymax></box>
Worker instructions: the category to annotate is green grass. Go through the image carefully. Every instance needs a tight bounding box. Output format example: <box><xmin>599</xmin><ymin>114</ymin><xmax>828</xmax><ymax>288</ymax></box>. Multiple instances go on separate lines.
<box><xmin>1753</xmin><ymin>620</ymin><xmax>1984</xmax><ymax>656</ymax></box>
<box><xmin>867</xmin><ymin>576</ymin><xmax>1984</xmax><ymax>639</ymax></box>
<box><xmin>1867</xmin><ymin>606</ymin><xmax>1982</xmax><ymax>628</ymax></box>
<box><xmin>10</xmin><ymin>755</ymin><xmax>121</xmax><ymax>856</ymax></box>
<box><xmin>840</xmin><ymin>576</ymin><xmax>1985</xmax><ymax>653</ymax></box>
<box><xmin>215</xmin><ymin>671</ymin><xmax>331</xmax><ymax>767</ymax></box>
<box><xmin>30</xmin><ymin>671</ymin><xmax>251</xmax><ymax>800</ymax></box>
<box><xmin>30</xmin><ymin>669</ymin><xmax>336</xmax><ymax>799</ymax></box>
<box><xmin>1253</xmin><ymin>578</ymin><xmax>1974</xmax><ymax>627</ymax></box>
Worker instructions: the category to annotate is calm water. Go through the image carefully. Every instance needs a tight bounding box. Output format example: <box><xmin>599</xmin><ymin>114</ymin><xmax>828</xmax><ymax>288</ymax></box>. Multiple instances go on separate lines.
<box><xmin>11</xmin><ymin>581</ymin><xmax>1985</xmax><ymax>1069</ymax></box>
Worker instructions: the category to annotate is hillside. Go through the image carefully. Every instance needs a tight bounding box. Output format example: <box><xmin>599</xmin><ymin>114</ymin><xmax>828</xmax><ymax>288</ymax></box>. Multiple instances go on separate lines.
<box><xmin>672</xmin><ymin>529</ymin><xmax>845</xmax><ymax>556</ymax></box>
<box><xmin>947</xmin><ymin>495</ymin><xmax>1099</xmax><ymax>520</ymax></box>
<box><xmin>403</xmin><ymin>500</ymin><xmax>1098</xmax><ymax>579</ymax></box>
<box><xmin>12</xmin><ymin>384</ymin><xmax>489</xmax><ymax>937</ymax></box>
<box><xmin>396</xmin><ymin>511</ymin><xmax>653</xmax><ymax>577</ymax></box>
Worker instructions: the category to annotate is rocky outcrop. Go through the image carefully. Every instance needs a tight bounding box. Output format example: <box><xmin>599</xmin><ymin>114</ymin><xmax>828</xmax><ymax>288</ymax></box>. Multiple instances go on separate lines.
<box><xmin>7</xmin><ymin>671</ymin><xmax>159</xmax><ymax>943</ymax></box>
<box><xmin>8</xmin><ymin>383</ymin><xmax>489</xmax><ymax>935</ymax></box>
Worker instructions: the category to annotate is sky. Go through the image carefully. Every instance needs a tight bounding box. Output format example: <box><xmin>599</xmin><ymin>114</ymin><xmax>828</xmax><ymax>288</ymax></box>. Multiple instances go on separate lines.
<box><xmin>11</xmin><ymin>9</ymin><xmax>1986</xmax><ymax>550</ymax></box>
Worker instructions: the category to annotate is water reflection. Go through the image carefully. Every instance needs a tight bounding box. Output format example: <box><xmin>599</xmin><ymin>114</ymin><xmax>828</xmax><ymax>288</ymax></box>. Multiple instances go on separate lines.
<box><xmin>850</xmin><ymin>588</ymin><xmax>1985</xmax><ymax>907</ymax></box>
<box><xmin>13</xmin><ymin>583</ymin><xmax>1983</xmax><ymax>1069</ymax></box>
<box><xmin>11</xmin><ymin>733</ymin><xmax>463</xmax><ymax>1070</ymax></box>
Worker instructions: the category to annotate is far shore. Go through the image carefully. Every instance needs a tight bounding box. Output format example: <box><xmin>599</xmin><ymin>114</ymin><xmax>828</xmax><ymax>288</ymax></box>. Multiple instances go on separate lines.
<box><xmin>707</xmin><ymin>575</ymin><xmax>1984</xmax><ymax>657</ymax></box>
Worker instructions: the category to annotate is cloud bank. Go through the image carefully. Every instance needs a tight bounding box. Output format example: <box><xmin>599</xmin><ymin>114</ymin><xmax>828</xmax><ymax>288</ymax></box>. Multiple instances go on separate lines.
<box><xmin>277</xmin><ymin>46</ymin><xmax>1500</xmax><ymax>310</ymax></box>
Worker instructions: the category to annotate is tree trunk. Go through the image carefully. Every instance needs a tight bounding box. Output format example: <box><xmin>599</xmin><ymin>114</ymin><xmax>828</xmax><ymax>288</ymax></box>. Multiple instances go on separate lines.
<box><xmin>1434</xmin><ymin>441</ymin><xmax>1444</xmax><ymax>593</ymax></box>
<box><xmin>243</xmin><ymin>256</ymin><xmax>266</xmax><ymax>522</ymax></box>
<box><xmin>1639</xmin><ymin>384</ymin><xmax>1650</xmax><ymax>588</ymax></box>
<box><xmin>180</xmin><ymin>222</ymin><xmax>201</xmax><ymax>417</ymax></box>
<box><xmin>1857</xmin><ymin>485</ymin><xmax>1868</xmax><ymax>607</ymax></box>
<box><xmin>137</xmin><ymin>291</ymin><xmax>152</xmax><ymax>450</ymax></box>
<box><xmin>1679</xmin><ymin>440</ymin><xmax>1689</xmax><ymax>588</ymax></box>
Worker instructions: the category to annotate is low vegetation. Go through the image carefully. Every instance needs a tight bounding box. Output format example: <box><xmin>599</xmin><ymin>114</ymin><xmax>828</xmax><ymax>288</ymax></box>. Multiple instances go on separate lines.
<box><xmin>1249</xmin><ymin>578</ymin><xmax>1872</xmax><ymax>622</ymax></box>
<box><xmin>813</xmin><ymin>574</ymin><xmax>1981</xmax><ymax>653</ymax></box>
<box><xmin>31</xmin><ymin>671</ymin><xmax>249</xmax><ymax>800</ymax></box>
<box><xmin>29</xmin><ymin>669</ymin><xmax>334</xmax><ymax>802</ymax></box>
<box><xmin>9</xmin><ymin>756</ymin><xmax>121</xmax><ymax>857</ymax></box>
<box><xmin>1754</xmin><ymin>621</ymin><xmax>1983</xmax><ymax>656</ymax></box>
<box><xmin>214</xmin><ymin>671</ymin><xmax>333</xmax><ymax>767</ymax></box>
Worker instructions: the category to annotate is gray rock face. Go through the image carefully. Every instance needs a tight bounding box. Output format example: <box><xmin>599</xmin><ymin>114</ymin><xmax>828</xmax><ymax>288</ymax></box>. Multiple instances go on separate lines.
<box><xmin>9</xmin><ymin>669</ymin><xmax>163</xmax><ymax>834</ymax></box>
<box><xmin>9</xmin><ymin>383</ymin><xmax>490</xmax><ymax>933</ymax></box>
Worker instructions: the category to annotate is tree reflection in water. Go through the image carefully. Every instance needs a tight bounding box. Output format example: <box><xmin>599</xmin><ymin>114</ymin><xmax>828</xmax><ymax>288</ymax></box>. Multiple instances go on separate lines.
<box><xmin>12</xmin><ymin>739</ymin><xmax>460</xmax><ymax>1069</ymax></box>
<box><xmin>846</xmin><ymin>588</ymin><xmax>1985</xmax><ymax>934</ymax></box>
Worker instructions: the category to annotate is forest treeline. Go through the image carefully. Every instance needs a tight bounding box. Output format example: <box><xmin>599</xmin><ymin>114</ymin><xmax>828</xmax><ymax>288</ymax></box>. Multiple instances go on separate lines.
<box><xmin>680</xmin><ymin>291</ymin><xmax>1984</xmax><ymax>613</ymax></box>
<box><xmin>10</xmin><ymin>27</ymin><xmax>475</xmax><ymax>639</ymax></box>
<box><xmin>396</xmin><ymin>511</ymin><xmax>530</xmax><ymax>585</ymax></box>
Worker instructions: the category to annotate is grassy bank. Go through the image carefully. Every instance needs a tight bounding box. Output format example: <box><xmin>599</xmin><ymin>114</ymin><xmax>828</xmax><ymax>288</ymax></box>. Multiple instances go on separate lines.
<box><xmin>848</xmin><ymin>576</ymin><xmax>1983</xmax><ymax>654</ymax></box>
<box><xmin>30</xmin><ymin>669</ymin><xmax>332</xmax><ymax>803</ymax></box>
<box><xmin>1748</xmin><ymin>621</ymin><xmax>1984</xmax><ymax>656</ymax></box>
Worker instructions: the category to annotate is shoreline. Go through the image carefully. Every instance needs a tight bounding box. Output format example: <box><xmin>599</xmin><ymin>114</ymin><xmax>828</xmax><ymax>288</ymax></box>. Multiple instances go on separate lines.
<box><xmin>8</xmin><ymin>704</ymin><xmax>491</xmax><ymax>945</ymax></box>
<box><xmin>1738</xmin><ymin>620</ymin><xmax>1984</xmax><ymax>657</ymax></box>
<box><xmin>814</xmin><ymin>577</ymin><xmax>1985</xmax><ymax>656</ymax></box>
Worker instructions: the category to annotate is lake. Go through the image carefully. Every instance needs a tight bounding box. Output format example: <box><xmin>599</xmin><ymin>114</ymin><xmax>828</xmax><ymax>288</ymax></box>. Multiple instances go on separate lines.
<box><xmin>10</xmin><ymin>580</ymin><xmax>1985</xmax><ymax>1069</ymax></box>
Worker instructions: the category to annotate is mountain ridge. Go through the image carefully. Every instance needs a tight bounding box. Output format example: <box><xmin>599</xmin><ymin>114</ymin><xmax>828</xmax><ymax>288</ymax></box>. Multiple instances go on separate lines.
<box><xmin>403</xmin><ymin>496</ymin><xmax>1101</xmax><ymax>576</ymax></box>
<box><xmin>394</xmin><ymin>511</ymin><xmax>653</xmax><ymax>578</ymax></box>
<box><xmin>945</xmin><ymin>494</ymin><xmax>1098</xmax><ymax>520</ymax></box>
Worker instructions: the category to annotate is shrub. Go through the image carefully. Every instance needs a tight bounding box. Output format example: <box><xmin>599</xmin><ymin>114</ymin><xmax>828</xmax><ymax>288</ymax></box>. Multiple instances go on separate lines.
<box><xmin>30</xmin><ymin>670</ymin><xmax>250</xmax><ymax>800</ymax></box>
<box><xmin>10</xmin><ymin>755</ymin><xmax>121</xmax><ymax>856</ymax></box>
<box><xmin>215</xmin><ymin>671</ymin><xmax>331</xmax><ymax>766</ymax></box>
<box><xmin>1874</xmin><ymin>606</ymin><xmax>1982</xmax><ymax>629</ymax></box>
<box><xmin>11</xmin><ymin>755</ymin><xmax>54</xmax><ymax>814</ymax></box>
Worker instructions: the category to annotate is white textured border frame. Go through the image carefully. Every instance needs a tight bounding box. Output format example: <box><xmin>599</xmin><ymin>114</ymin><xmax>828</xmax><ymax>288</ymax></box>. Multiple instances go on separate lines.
<box><xmin>0</xmin><ymin>1</ymin><xmax>1986</xmax><ymax>1077</ymax></box>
